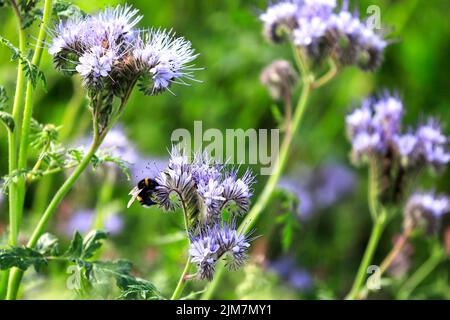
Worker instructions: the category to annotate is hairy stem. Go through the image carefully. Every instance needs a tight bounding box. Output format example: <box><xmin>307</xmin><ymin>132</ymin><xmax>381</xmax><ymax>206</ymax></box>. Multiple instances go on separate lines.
<box><xmin>6</xmin><ymin>88</ymin><xmax>134</xmax><ymax>299</ymax></box>
<box><xmin>1</xmin><ymin>2</ymin><xmax>26</xmax><ymax>300</ymax></box>
<box><xmin>379</xmin><ymin>227</ymin><xmax>413</xmax><ymax>275</ymax></box>
<box><xmin>311</xmin><ymin>59</ymin><xmax>337</xmax><ymax>90</ymax></box>
<box><xmin>6</xmin><ymin>134</ymin><xmax>101</xmax><ymax>300</ymax></box>
<box><xmin>12</xmin><ymin>0</ymin><xmax>53</xmax><ymax>249</ymax></box>
<box><xmin>398</xmin><ymin>246</ymin><xmax>444</xmax><ymax>299</ymax></box>
<box><xmin>170</xmin><ymin>200</ymin><xmax>192</xmax><ymax>300</ymax></box>
<box><xmin>346</xmin><ymin>210</ymin><xmax>387</xmax><ymax>300</ymax></box>
<box><xmin>368</xmin><ymin>159</ymin><xmax>380</xmax><ymax>221</ymax></box>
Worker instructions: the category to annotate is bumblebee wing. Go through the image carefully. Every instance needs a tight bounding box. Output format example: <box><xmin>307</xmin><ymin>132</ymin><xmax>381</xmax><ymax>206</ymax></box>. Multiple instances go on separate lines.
<box><xmin>127</xmin><ymin>187</ymin><xmax>143</xmax><ymax>208</ymax></box>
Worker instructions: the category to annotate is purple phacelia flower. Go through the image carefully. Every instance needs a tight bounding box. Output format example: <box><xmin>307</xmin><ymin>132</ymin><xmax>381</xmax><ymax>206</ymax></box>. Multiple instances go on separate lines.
<box><xmin>259</xmin><ymin>1</ymin><xmax>299</xmax><ymax>43</ymax></box>
<box><xmin>394</xmin><ymin>133</ymin><xmax>418</xmax><ymax>158</ymax></box>
<box><xmin>48</xmin><ymin>5</ymin><xmax>200</xmax><ymax>95</ymax></box>
<box><xmin>189</xmin><ymin>223</ymin><xmax>252</xmax><ymax>280</ymax></box>
<box><xmin>416</xmin><ymin>119</ymin><xmax>449</xmax><ymax>169</ymax></box>
<box><xmin>293</xmin><ymin>16</ymin><xmax>328</xmax><ymax>46</ymax></box>
<box><xmin>154</xmin><ymin>146</ymin><xmax>255</xmax><ymax>222</ymax></box>
<box><xmin>404</xmin><ymin>192</ymin><xmax>450</xmax><ymax>234</ymax></box>
<box><xmin>345</xmin><ymin>102</ymin><xmax>372</xmax><ymax>138</ymax></box>
<box><xmin>351</xmin><ymin>131</ymin><xmax>383</xmax><ymax>159</ymax></box>
<box><xmin>134</xmin><ymin>30</ymin><xmax>200</xmax><ymax>95</ymax></box>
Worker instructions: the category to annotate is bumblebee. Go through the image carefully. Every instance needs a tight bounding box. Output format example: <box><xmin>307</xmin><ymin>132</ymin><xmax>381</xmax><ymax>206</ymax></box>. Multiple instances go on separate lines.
<box><xmin>127</xmin><ymin>178</ymin><xmax>159</xmax><ymax>208</ymax></box>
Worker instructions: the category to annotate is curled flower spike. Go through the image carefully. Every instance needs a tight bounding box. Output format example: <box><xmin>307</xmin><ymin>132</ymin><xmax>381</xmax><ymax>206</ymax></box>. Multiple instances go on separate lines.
<box><xmin>404</xmin><ymin>192</ymin><xmax>450</xmax><ymax>234</ymax></box>
<box><xmin>346</xmin><ymin>94</ymin><xmax>404</xmax><ymax>164</ymax></box>
<box><xmin>259</xmin><ymin>1</ymin><xmax>299</xmax><ymax>43</ymax></box>
<box><xmin>346</xmin><ymin>93</ymin><xmax>449</xmax><ymax>205</ymax></box>
<box><xmin>259</xmin><ymin>0</ymin><xmax>389</xmax><ymax>71</ymax></box>
<box><xmin>260</xmin><ymin>59</ymin><xmax>298</xmax><ymax>101</ymax></box>
<box><xmin>153</xmin><ymin>146</ymin><xmax>255</xmax><ymax>224</ymax></box>
<box><xmin>48</xmin><ymin>5</ymin><xmax>200</xmax><ymax>95</ymax></box>
<box><xmin>189</xmin><ymin>222</ymin><xmax>253</xmax><ymax>280</ymax></box>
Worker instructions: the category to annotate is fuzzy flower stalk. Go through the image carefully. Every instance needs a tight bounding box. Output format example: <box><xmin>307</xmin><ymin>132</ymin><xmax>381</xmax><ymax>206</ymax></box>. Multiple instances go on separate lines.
<box><xmin>6</xmin><ymin>4</ymin><xmax>200</xmax><ymax>300</ymax></box>
<box><xmin>128</xmin><ymin>146</ymin><xmax>256</xmax><ymax>299</ymax></box>
<box><xmin>345</xmin><ymin>93</ymin><xmax>449</xmax><ymax>299</ymax></box>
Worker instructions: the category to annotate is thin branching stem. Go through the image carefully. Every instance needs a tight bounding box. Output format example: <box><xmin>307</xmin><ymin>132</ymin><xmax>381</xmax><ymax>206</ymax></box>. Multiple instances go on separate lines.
<box><xmin>170</xmin><ymin>197</ymin><xmax>192</xmax><ymax>300</ymax></box>
<box><xmin>397</xmin><ymin>244</ymin><xmax>445</xmax><ymax>299</ymax></box>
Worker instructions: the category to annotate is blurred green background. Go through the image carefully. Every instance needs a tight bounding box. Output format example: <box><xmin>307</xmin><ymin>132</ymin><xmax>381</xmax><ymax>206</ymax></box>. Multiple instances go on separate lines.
<box><xmin>0</xmin><ymin>0</ymin><xmax>449</xmax><ymax>299</ymax></box>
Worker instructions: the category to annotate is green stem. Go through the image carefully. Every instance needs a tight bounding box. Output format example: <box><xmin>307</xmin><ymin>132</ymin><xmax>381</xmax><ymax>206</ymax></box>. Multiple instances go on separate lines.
<box><xmin>1</xmin><ymin>2</ymin><xmax>26</xmax><ymax>300</ymax></box>
<box><xmin>201</xmin><ymin>49</ymin><xmax>313</xmax><ymax>299</ymax></box>
<box><xmin>6</xmin><ymin>135</ymin><xmax>101</xmax><ymax>300</ymax></box>
<box><xmin>345</xmin><ymin>212</ymin><xmax>387</xmax><ymax>300</ymax></box>
<box><xmin>368</xmin><ymin>160</ymin><xmax>380</xmax><ymax>221</ymax></box>
<box><xmin>6</xmin><ymin>86</ymin><xmax>136</xmax><ymax>299</ymax></box>
<box><xmin>311</xmin><ymin>59</ymin><xmax>337</xmax><ymax>90</ymax></box>
<box><xmin>170</xmin><ymin>257</ymin><xmax>192</xmax><ymax>300</ymax></box>
<box><xmin>13</xmin><ymin>0</ymin><xmax>53</xmax><ymax>245</ymax></box>
<box><xmin>170</xmin><ymin>197</ymin><xmax>192</xmax><ymax>300</ymax></box>
<box><xmin>30</xmin><ymin>78</ymin><xmax>86</xmax><ymax>222</ymax></box>
<box><xmin>398</xmin><ymin>246</ymin><xmax>444</xmax><ymax>299</ymax></box>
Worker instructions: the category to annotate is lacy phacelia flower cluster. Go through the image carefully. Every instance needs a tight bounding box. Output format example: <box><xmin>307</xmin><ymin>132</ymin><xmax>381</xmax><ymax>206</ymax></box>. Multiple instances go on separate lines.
<box><xmin>259</xmin><ymin>0</ymin><xmax>388</xmax><ymax>70</ymax></box>
<box><xmin>48</xmin><ymin>5</ymin><xmax>199</xmax><ymax>95</ymax></box>
<box><xmin>153</xmin><ymin>147</ymin><xmax>255</xmax><ymax>280</ymax></box>
<box><xmin>404</xmin><ymin>192</ymin><xmax>450</xmax><ymax>235</ymax></box>
<box><xmin>189</xmin><ymin>223</ymin><xmax>252</xmax><ymax>280</ymax></box>
<box><xmin>346</xmin><ymin>93</ymin><xmax>449</xmax><ymax>203</ymax></box>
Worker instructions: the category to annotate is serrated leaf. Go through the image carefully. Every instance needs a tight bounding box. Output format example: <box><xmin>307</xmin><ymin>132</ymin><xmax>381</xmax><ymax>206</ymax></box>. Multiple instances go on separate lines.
<box><xmin>91</xmin><ymin>151</ymin><xmax>131</xmax><ymax>180</ymax></box>
<box><xmin>64</xmin><ymin>231</ymin><xmax>84</xmax><ymax>260</ymax></box>
<box><xmin>64</xmin><ymin>230</ymin><xmax>108</xmax><ymax>260</ymax></box>
<box><xmin>0</xmin><ymin>35</ymin><xmax>47</xmax><ymax>90</ymax></box>
<box><xmin>36</xmin><ymin>233</ymin><xmax>60</xmax><ymax>256</ymax></box>
<box><xmin>0</xmin><ymin>86</ymin><xmax>8</xmax><ymax>107</ymax></box>
<box><xmin>0</xmin><ymin>111</ymin><xmax>15</xmax><ymax>132</ymax></box>
<box><xmin>0</xmin><ymin>246</ymin><xmax>47</xmax><ymax>272</ymax></box>
<box><xmin>81</xmin><ymin>230</ymin><xmax>107</xmax><ymax>259</ymax></box>
<box><xmin>52</xmin><ymin>0</ymin><xmax>85</xmax><ymax>20</ymax></box>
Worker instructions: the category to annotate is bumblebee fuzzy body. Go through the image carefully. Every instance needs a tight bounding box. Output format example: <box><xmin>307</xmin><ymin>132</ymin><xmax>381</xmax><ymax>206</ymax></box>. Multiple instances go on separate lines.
<box><xmin>128</xmin><ymin>178</ymin><xmax>158</xmax><ymax>208</ymax></box>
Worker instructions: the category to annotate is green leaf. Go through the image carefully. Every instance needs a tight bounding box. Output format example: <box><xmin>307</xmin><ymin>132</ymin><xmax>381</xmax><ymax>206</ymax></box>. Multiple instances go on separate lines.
<box><xmin>0</xmin><ymin>246</ymin><xmax>47</xmax><ymax>272</ymax></box>
<box><xmin>0</xmin><ymin>86</ymin><xmax>14</xmax><ymax>131</ymax></box>
<box><xmin>64</xmin><ymin>231</ymin><xmax>84</xmax><ymax>259</ymax></box>
<box><xmin>0</xmin><ymin>111</ymin><xmax>15</xmax><ymax>132</ymax></box>
<box><xmin>91</xmin><ymin>151</ymin><xmax>131</xmax><ymax>180</ymax></box>
<box><xmin>65</xmin><ymin>230</ymin><xmax>108</xmax><ymax>260</ymax></box>
<box><xmin>52</xmin><ymin>0</ymin><xmax>85</xmax><ymax>20</ymax></box>
<box><xmin>0</xmin><ymin>35</ymin><xmax>47</xmax><ymax>90</ymax></box>
<box><xmin>0</xmin><ymin>86</ymin><xmax>7</xmax><ymax>107</ymax></box>
<box><xmin>81</xmin><ymin>230</ymin><xmax>108</xmax><ymax>259</ymax></box>
<box><xmin>36</xmin><ymin>233</ymin><xmax>60</xmax><ymax>256</ymax></box>
<box><xmin>18</xmin><ymin>0</ymin><xmax>42</xmax><ymax>29</ymax></box>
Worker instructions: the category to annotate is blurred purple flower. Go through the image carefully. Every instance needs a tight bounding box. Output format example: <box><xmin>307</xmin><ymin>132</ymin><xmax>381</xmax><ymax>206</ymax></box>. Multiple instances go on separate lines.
<box><xmin>268</xmin><ymin>256</ymin><xmax>313</xmax><ymax>292</ymax></box>
<box><xmin>65</xmin><ymin>209</ymin><xmax>124</xmax><ymax>236</ymax></box>
<box><xmin>279</xmin><ymin>162</ymin><xmax>356</xmax><ymax>219</ymax></box>
<box><xmin>65</xmin><ymin>209</ymin><xmax>94</xmax><ymax>235</ymax></box>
